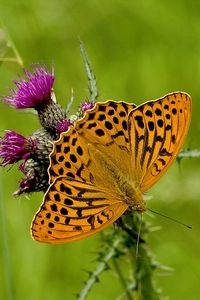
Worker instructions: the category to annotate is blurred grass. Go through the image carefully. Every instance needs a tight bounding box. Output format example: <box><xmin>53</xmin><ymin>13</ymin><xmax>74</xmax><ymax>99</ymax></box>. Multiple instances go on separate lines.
<box><xmin>0</xmin><ymin>1</ymin><xmax>200</xmax><ymax>299</ymax></box>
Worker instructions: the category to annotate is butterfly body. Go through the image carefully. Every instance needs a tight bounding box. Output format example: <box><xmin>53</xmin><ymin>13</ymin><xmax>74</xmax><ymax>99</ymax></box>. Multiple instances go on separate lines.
<box><xmin>31</xmin><ymin>92</ymin><xmax>191</xmax><ymax>244</ymax></box>
<box><xmin>87</xmin><ymin>142</ymin><xmax>145</xmax><ymax>211</ymax></box>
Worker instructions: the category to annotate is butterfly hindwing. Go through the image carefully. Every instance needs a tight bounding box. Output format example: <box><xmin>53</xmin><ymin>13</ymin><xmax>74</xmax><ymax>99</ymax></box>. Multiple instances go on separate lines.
<box><xmin>32</xmin><ymin>177</ymin><xmax>128</xmax><ymax>243</ymax></box>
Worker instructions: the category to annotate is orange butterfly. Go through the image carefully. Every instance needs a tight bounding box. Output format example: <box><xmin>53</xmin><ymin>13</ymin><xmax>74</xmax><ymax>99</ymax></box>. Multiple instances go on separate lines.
<box><xmin>31</xmin><ymin>92</ymin><xmax>191</xmax><ymax>243</ymax></box>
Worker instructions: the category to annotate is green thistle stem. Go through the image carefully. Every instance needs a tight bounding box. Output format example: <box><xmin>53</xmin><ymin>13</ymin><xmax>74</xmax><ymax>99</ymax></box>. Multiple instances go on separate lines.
<box><xmin>77</xmin><ymin>237</ymin><xmax>122</xmax><ymax>300</ymax></box>
<box><xmin>79</xmin><ymin>39</ymin><xmax>98</xmax><ymax>102</ymax></box>
<box><xmin>112</xmin><ymin>257</ymin><xmax>134</xmax><ymax>300</ymax></box>
<box><xmin>178</xmin><ymin>149</ymin><xmax>200</xmax><ymax>158</ymax></box>
<box><xmin>134</xmin><ymin>243</ymin><xmax>160</xmax><ymax>300</ymax></box>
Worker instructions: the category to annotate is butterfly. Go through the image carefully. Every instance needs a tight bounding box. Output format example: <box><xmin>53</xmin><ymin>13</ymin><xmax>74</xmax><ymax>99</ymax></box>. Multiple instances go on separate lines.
<box><xmin>31</xmin><ymin>92</ymin><xmax>191</xmax><ymax>243</ymax></box>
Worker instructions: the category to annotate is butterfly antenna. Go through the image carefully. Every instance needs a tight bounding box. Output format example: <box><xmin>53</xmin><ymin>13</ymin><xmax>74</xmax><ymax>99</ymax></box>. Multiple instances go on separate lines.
<box><xmin>136</xmin><ymin>214</ymin><xmax>142</xmax><ymax>259</ymax></box>
<box><xmin>147</xmin><ymin>208</ymin><xmax>192</xmax><ymax>229</ymax></box>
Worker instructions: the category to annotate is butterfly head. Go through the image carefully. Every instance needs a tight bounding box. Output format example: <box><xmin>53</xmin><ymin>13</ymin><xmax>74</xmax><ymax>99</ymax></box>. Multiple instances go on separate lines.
<box><xmin>132</xmin><ymin>201</ymin><xmax>146</xmax><ymax>213</ymax></box>
<box><xmin>131</xmin><ymin>192</ymin><xmax>146</xmax><ymax>213</ymax></box>
<box><xmin>121</xmin><ymin>181</ymin><xmax>146</xmax><ymax>213</ymax></box>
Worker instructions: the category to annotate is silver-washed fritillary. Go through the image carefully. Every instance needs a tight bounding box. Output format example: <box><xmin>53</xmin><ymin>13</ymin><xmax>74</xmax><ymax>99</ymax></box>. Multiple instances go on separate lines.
<box><xmin>31</xmin><ymin>92</ymin><xmax>191</xmax><ymax>243</ymax></box>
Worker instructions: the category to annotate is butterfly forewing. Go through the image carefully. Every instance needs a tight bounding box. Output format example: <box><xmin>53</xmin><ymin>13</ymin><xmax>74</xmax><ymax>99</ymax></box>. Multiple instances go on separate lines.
<box><xmin>76</xmin><ymin>100</ymin><xmax>136</xmax><ymax>148</ymax></box>
<box><xmin>48</xmin><ymin>100</ymin><xmax>136</xmax><ymax>184</ymax></box>
<box><xmin>128</xmin><ymin>92</ymin><xmax>191</xmax><ymax>192</ymax></box>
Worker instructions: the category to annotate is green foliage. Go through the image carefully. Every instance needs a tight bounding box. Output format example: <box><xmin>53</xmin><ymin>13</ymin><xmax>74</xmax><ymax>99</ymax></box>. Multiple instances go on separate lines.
<box><xmin>0</xmin><ymin>27</ymin><xmax>23</xmax><ymax>66</ymax></box>
<box><xmin>77</xmin><ymin>214</ymin><xmax>161</xmax><ymax>300</ymax></box>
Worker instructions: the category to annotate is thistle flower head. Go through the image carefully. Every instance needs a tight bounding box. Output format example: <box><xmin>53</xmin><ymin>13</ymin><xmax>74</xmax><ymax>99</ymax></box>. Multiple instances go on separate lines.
<box><xmin>3</xmin><ymin>66</ymin><xmax>54</xmax><ymax>109</ymax></box>
<box><xmin>0</xmin><ymin>128</ymin><xmax>53</xmax><ymax>194</ymax></box>
<box><xmin>0</xmin><ymin>130</ymin><xmax>37</xmax><ymax>166</ymax></box>
<box><xmin>0</xmin><ymin>60</ymin><xmax>98</xmax><ymax>196</ymax></box>
<box><xmin>80</xmin><ymin>101</ymin><xmax>94</xmax><ymax>113</ymax></box>
<box><xmin>14</xmin><ymin>159</ymin><xmax>49</xmax><ymax>195</ymax></box>
<box><xmin>56</xmin><ymin>119</ymin><xmax>73</xmax><ymax>133</ymax></box>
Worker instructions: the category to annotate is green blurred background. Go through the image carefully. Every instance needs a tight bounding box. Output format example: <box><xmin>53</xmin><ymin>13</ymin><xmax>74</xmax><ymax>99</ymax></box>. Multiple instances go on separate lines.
<box><xmin>0</xmin><ymin>1</ymin><xmax>200</xmax><ymax>299</ymax></box>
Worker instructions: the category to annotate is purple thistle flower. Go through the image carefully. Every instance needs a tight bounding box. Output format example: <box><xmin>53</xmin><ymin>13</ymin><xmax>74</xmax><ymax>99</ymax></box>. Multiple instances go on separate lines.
<box><xmin>80</xmin><ymin>101</ymin><xmax>94</xmax><ymax>113</ymax></box>
<box><xmin>0</xmin><ymin>62</ymin><xmax>98</xmax><ymax>196</ymax></box>
<box><xmin>14</xmin><ymin>159</ymin><xmax>49</xmax><ymax>195</ymax></box>
<box><xmin>0</xmin><ymin>127</ymin><xmax>53</xmax><ymax>194</ymax></box>
<box><xmin>0</xmin><ymin>130</ymin><xmax>37</xmax><ymax>166</ymax></box>
<box><xmin>3</xmin><ymin>66</ymin><xmax>54</xmax><ymax>109</ymax></box>
<box><xmin>56</xmin><ymin>118</ymin><xmax>73</xmax><ymax>133</ymax></box>
<box><xmin>16</xmin><ymin>175</ymin><xmax>34</xmax><ymax>195</ymax></box>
